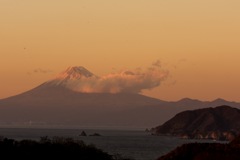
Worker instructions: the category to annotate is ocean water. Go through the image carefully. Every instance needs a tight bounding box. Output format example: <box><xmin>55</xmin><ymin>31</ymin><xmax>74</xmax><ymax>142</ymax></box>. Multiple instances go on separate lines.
<box><xmin>0</xmin><ymin>128</ymin><xmax>217</xmax><ymax>160</ymax></box>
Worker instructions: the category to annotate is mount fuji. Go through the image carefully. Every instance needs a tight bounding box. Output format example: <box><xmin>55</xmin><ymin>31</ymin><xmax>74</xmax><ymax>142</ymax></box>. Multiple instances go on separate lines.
<box><xmin>0</xmin><ymin>66</ymin><xmax>239</xmax><ymax>129</ymax></box>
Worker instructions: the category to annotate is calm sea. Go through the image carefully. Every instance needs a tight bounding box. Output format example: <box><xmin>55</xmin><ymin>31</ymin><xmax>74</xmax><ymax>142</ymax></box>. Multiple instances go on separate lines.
<box><xmin>0</xmin><ymin>128</ymin><xmax>218</xmax><ymax>160</ymax></box>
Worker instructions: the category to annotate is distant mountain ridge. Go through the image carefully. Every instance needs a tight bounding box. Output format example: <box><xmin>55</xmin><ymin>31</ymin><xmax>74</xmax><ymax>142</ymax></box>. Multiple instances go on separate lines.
<box><xmin>0</xmin><ymin>66</ymin><xmax>240</xmax><ymax>128</ymax></box>
<box><xmin>168</xmin><ymin>98</ymin><xmax>240</xmax><ymax>109</ymax></box>
<box><xmin>152</xmin><ymin>106</ymin><xmax>240</xmax><ymax>140</ymax></box>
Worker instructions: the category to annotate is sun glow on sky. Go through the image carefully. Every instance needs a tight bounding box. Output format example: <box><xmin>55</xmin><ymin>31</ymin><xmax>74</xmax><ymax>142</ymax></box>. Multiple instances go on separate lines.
<box><xmin>1</xmin><ymin>0</ymin><xmax>240</xmax><ymax>101</ymax></box>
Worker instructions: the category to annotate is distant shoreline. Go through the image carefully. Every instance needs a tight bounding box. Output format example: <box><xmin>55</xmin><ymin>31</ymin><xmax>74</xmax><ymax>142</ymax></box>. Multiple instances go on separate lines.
<box><xmin>0</xmin><ymin>125</ymin><xmax>146</xmax><ymax>131</ymax></box>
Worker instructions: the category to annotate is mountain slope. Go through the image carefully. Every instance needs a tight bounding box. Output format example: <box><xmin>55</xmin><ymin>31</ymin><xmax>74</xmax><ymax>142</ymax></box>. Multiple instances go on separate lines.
<box><xmin>0</xmin><ymin>83</ymin><xmax>168</xmax><ymax>127</ymax></box>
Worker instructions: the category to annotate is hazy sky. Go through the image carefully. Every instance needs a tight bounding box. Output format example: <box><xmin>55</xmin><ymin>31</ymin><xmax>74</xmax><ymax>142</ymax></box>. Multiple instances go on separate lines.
<box><xmin>1</xmin><ymin>0</ymin><xmax>240</xmax><ymax>101</ymax></box>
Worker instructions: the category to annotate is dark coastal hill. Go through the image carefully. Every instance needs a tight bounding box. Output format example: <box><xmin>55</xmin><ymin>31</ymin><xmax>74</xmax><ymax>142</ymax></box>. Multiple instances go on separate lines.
<box><xmin>158</xmin><ymin>135</ymin><xmax>240</xmax><ymax>160</ymax></box>
<box><xmin>152</xmin><ymin>106</ymin><xmax>240</xmax><ymax>140</ymax></box>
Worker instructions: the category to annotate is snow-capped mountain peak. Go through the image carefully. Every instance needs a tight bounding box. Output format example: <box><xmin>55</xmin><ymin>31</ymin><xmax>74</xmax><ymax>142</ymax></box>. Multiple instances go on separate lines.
<box><xmin>42</xmin><ymin>66</ymin><xmax>97</xmax><ymax>89</ymax></box>
<box><xmin>56</xmin><ymin>66</ymin><xmax>95</xmax><ymax>80</ymax></box>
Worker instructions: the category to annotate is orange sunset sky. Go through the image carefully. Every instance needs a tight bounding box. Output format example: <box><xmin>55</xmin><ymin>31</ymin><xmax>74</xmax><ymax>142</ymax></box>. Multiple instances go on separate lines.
<box><xmin>1</xmin><ymin>0</ymin><xmax>240</xmax><ymax>101</ymax></box>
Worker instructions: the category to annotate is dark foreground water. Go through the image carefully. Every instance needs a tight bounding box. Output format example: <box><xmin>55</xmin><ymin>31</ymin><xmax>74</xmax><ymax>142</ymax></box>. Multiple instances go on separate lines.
<box><xmin>0</xmin><ymin>128</ymin><xmax>217</xmax><ymax>160</ymax></box>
